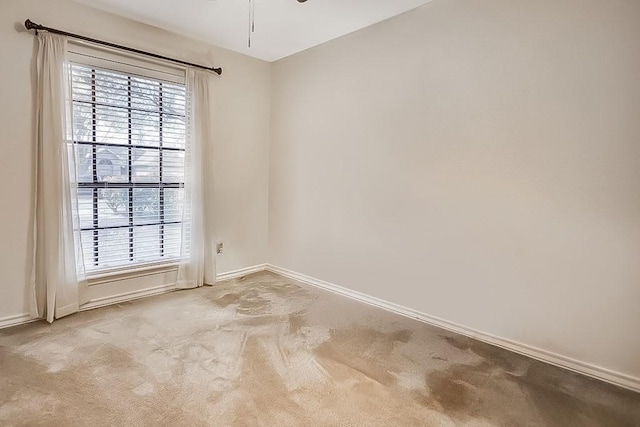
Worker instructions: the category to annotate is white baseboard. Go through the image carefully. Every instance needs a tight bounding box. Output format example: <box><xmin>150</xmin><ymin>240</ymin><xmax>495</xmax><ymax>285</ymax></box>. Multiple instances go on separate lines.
<box><xmin>266</xmin><ymin>264</ymin><xmax>640</xmax><ymax>393</ymax></box>
<box><xmin>216</xmin><ymin>264</ymin><xmax>268</xmax><ymax>281</ymax></box>
<box><xmin>80</xmin><ymin>283</ymin><xmax>177</xmax><ymax>311</ymax></box>
<box><xmin>0</xmin><ymin>313</ymin><xmax>39</xmax><ymax>330</ymax></box>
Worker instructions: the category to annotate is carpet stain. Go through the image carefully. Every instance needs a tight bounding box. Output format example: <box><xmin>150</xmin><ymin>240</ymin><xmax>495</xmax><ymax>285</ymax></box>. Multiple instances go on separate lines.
<box><xmin>314</xmin><ymin>327</ymin><xmax>413</xmax><ymax>387</ymax></box>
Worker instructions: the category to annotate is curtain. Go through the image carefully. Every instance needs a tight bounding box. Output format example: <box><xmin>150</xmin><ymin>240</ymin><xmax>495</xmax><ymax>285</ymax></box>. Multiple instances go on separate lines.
<box><xmin>31</xmin><ymin>33</ymin><xmax>86</xmax><ymax>322</ymax></box>
<box><xmin>176</xmin><ymin>69</ymin><xmax>216</xmax><ymax>289</ymax></box>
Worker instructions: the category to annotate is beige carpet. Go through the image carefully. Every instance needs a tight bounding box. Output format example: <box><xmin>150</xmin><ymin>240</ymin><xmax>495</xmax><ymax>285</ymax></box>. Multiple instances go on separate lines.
<box><xmin>1</xmin><ymin>271</ymin><xmax>638</xmax><ymax>426</ymax></box>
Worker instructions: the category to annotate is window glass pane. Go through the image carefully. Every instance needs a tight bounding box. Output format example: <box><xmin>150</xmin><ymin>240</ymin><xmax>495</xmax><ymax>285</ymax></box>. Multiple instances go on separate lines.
<box><xmin>162</xmin><ymin>116</ymin><xmax>186</xmax><ymax>149</ymax></box>
<box><xmin>132</xmin><ymin>111</ymin><xmax>160</xmax><ymax>147</ymax></box>
<box><xmin>164</xmin><ymin>223</ymin><xmax>182</xmax><ymax>259</ymax></box>
<box><xmin>98</xmin><ymin>189</ymin><xmax>129</xmax><ymax>227</ymax></box>
<box><xmin>96</xmin><ymin>105</ymin><xmax>128</xmax><ymax>145</ymax></box>
<box><xmin>81</xmin><ymin>230</ymin><xmax>96</xmax><ymax>270</ymax></box>
<box><xmin>73</xmin><ymin>103</ymin><xmax>93</xmax><ymax>143</ymax></box>
<box><xmin>132</xmin><ymin>148</ymin><xmax>159</xmax><ymax>182</ymax></box>
<box><xmin>96</xmin><ymin>146</ymin><xmax>128</xmax><ymax>182</ymax></box>
<box><xmin>133</xmin><ymin>188</ymin><xmax>159</xmax><ymax>225</ymax></box>
<box><xmin>162</xmin><ymin>83</ymin><xmax>186</xmax><ymax>117</ymax></box>
<box><xmin>71</xmin><ymin>66</ymin><xmax>93</xmax><ymax>103</ymax></box>
<box><xmin>98</xmin><ymin>228</ymin><xmax>130</xmax><ymax>269</ymax></box>
<box><xmin>162</xmin><ymin>150</ymin><xmax>185</xmax><ymax>183</ymax></box>
<box><xmin>164</xmin><ymin>188</ymin><xmax>184</xmax><ymax>223</ymax></box>
<box><xmin>94</xmin><ymin>69</ymin><xmax>128</xmax><ymax>108</ymax></box>
<box><xmin>76</xmin><ymin>144</ymin><xmax>93</xmax><ymax>183</ymax></box>
<box><xmin>134</xmin><ymin>225</ymin><xmax>160</xmax><ymax>263</ymax></box>
<box><xmin>130</xmin><ymin>77</ymin><xmax>159</xmax><ymax>111</ymax></box>
<box><xmin>78</xmin><ymin>189</ymin><xmax>94</xmax><ymax>229</ymax></box>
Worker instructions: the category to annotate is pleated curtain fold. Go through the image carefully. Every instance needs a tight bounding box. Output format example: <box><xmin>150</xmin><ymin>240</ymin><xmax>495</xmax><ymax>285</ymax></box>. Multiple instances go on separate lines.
<box><xmin>31</xmin><ymin>33</ymin><xmax>86</xmax><ymax>322</ymax></box>
<box><xmin>176</xmin><ymin>69</ymin><xmax>216</xmax><ymax>289</ymax></box>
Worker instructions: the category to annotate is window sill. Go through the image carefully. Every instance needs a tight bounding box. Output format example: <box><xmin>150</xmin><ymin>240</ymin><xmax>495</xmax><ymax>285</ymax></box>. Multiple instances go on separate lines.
<box><xmin>87</xmin><ymin>261</ymin><xmax>179</xmax><ymax>286</ymax></box>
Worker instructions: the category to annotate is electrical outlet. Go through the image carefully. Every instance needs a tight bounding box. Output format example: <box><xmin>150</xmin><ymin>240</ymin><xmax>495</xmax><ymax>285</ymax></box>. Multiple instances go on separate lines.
<box><xmin>216</xmin><ymin>241</ymin><xmax>224</xmax><ymax>254</ymax></box>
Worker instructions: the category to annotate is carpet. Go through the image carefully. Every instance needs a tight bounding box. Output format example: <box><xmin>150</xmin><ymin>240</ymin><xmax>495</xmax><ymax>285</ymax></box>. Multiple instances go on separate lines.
<box><xmin>1</xmin><ymin>271</ymin><xmax>638</xmax><ymax>426</ymax></box>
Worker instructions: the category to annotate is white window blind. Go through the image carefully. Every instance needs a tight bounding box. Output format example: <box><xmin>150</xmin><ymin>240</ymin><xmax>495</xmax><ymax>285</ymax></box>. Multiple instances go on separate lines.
<box><xmin>70</xmin><ymin>56</ymin><xmax>188</xmax><ymax>274</ymax></box>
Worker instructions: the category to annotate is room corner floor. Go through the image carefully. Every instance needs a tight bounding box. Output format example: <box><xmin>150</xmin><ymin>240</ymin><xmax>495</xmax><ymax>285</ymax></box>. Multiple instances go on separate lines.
<box><xmin>1</xmin><ymin>271</ymin><xmax>638</xmax><ymax>426</ymax></box>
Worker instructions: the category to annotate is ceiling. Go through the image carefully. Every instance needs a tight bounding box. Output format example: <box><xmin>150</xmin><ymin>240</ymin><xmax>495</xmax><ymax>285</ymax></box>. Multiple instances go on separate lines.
<box><xmin>71</xmin><ymin>0</ymin><xmax>433</xmax><ymax>62</ymax></box>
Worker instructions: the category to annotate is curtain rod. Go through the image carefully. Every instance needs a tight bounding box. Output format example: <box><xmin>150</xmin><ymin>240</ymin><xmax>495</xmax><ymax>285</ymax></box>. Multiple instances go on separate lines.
<box><xmin>24</xmin><ymin>19</ymin><xmax>223</xmax><ymax>76</ymax></box>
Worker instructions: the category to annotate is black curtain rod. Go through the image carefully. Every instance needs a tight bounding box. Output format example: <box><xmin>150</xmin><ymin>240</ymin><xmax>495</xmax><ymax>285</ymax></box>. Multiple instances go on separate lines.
<box><xmin>24</xmin><ymin>19</ymin><xmax>222</xmax><ymax>76</ymax></box>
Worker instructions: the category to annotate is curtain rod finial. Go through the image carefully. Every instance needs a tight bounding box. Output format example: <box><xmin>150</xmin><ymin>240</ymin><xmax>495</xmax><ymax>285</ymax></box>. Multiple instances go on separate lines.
<box><xmin>25</xmin><ymin>19</ymin><xmax>38</xmax><ymax>31</ymax></box>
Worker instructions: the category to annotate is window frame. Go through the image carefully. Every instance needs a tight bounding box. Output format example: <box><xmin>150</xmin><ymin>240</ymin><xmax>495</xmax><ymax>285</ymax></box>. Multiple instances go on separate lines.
<box><xmin>68</xmin><ymin>43</ymin><xmax>188</xmax><ymax>277</ymax></box>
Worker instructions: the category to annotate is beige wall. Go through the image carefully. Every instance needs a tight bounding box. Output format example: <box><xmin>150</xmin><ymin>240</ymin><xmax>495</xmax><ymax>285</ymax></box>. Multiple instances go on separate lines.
<box><xmin>0</xmin><ymin>0</ymin><xmax>271</xmax><ymax>319</ymax></box>
<box><xmin>270</xmin><ymin>0</ymin><xmax>640</xmax><ymax>381</ymax></box>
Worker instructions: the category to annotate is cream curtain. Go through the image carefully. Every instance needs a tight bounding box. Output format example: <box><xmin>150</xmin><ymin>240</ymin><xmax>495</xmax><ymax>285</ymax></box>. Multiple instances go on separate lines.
<box><xmin>176</xmin><ymin>69</ymin><xmax>216</xmax><ymax>289</ymax></box>
<box><xmin>31</xmin><ymin>33</ymin><xmax>86</xmax><ymax>322</ymax></box>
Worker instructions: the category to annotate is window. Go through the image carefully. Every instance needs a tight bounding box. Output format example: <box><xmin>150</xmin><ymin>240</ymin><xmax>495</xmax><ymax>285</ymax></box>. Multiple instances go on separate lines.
<box><xmin>70</xmin><ymin>61</ymin><xmax>187</xmax><ymax>274</ymax></box>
